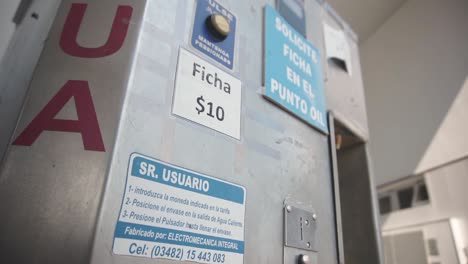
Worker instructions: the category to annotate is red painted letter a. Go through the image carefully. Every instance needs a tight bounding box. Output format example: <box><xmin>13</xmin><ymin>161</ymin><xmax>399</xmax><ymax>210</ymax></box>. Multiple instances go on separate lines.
<box><xmin>13</xmin><ymin>80</ymin><xmax>105</xmax><ymax>152</ymax></box>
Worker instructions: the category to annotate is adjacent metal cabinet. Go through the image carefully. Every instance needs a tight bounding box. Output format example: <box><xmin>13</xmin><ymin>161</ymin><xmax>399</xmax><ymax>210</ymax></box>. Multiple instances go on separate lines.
<box><xmin>322</xmin><ymin>3</ymin><xmax>369</xmax><ymax>140</ymax></box>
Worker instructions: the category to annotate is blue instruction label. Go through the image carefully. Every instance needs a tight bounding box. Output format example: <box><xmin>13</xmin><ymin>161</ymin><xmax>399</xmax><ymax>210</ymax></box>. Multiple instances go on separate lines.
<box><xmin>113</xmin><ymin>153</ymin><xmax>246</xmax><ymax>264</ymax></box>
<box><xmin>264</xmin><ymin>5</ymin><xmax>328</xmax><ymax>134</ymax></box>
<box><xmin>191</xmin><ymin>0</ymin><xmax>236</xmax><ymax>70</ymax></box>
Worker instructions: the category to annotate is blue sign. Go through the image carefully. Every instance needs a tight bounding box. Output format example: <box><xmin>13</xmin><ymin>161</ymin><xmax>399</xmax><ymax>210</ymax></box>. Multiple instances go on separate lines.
<box><xmin>114</xmin><ymin>222</ymin><xmax>245</xmax><ymax>254</ymax></box>
<box><xmin>264</xmin><ymin>5</ymin><xmax>328</xmax><ymax>134</ymax></box>
<box><xmin>130</xmin><ymin>155</ymin><xmax>245</xmax><ymax>204</ymax></box>
<box><xmin>113</xmin><ymin>153</ymin><xmax>246</xmax><ymax>262</ymax></box>
<box><xmin>191</xmin><ymin>0</ymin><xmax>236</xmax><ymax>70</ymax></box>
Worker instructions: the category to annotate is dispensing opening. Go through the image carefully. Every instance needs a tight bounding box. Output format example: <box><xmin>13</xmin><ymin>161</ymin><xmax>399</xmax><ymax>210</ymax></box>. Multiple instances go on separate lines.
<box><xmin>329</xmin><ymin>114</ymin><xmax>382</xmax><ymax>264</ymax></box>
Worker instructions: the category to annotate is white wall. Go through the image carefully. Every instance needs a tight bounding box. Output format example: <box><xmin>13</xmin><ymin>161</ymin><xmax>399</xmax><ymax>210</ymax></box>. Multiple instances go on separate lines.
<box><xmin>380</xmin><ymin>157</ymin><xmax>468</xmax><ymax>263</ymax></box>
<box><xmin>0</xmin><ymin>1</ymin><xmax>20</xmax><ymax>61</ymax></box>
<box><xmin>327</xmin><ymin>0</ymin><xmax>406</xmax><ymax>42</ymax></box>
<box><xmin>382</xmin><ymin>220</ymin><xmax>460</xmax><ymax>264</ymax></box>
<box><xmin>360</xmin><ymin>0</ymin><xmax>468</xmax><ymax>185</ymax></box>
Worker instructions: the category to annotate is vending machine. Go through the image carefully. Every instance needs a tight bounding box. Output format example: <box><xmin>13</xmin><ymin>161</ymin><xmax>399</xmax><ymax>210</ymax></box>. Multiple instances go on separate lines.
<box><xmin>0</xmin><ymin>0</ymin><xmax>382</xmax><ymax>263</ymax></box>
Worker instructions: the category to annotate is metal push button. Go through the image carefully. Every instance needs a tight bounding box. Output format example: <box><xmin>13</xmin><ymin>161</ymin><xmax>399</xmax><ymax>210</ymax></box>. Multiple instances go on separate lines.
<box><xmin>298</xmin><ymin>254</ymin><xmax>311</xmax><ymax>264</ymax></box>
<box><xmin>205</xmin><ymin>14</ymin><xmax>230</xmax><ymax>40</ymax></box>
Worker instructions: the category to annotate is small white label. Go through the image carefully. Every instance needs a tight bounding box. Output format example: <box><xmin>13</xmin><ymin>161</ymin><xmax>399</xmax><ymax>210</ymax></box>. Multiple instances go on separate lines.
<box><xmin>173</xmin><ymin>48</ymin><xmax>242</xmax><ymax>139</ymax></box>
<box><xmin>323</xmin><ymin>23</ymin><xmax>352</xmax><ymax>75</ymax></box>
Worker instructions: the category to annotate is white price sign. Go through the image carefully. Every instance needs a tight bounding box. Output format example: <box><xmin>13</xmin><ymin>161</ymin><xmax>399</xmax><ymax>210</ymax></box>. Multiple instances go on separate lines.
<box><xmin>172</xmin><ymin>48</ymin><xmax>242</xmax><ymax>139</ymax></box>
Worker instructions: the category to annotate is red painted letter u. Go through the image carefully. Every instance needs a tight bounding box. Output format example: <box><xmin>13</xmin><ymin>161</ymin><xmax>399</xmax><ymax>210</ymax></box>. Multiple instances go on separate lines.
<box><xmin>60</xmin><ymin>3</ymin><xmax>133</xmax><ymax>58</ymax></box>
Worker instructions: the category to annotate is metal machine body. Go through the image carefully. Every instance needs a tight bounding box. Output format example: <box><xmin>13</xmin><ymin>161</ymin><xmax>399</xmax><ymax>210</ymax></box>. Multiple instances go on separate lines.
<box><xmin>0</xmin><ymin>0</ymin><xmax>381</xmax><ymax>263</ymax></box>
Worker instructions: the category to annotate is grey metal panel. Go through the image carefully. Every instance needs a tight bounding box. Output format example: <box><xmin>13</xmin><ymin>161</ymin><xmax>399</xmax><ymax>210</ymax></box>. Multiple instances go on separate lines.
<box><xmin>364</xmin><ymin>143</ymin><xmax>385</xmax><ymax>263</ymax></box>
<box><xmin>304</xmin><ymin>0</ymin><xmax>326</xmax><ymax>61</ymax></box>
<box><xmin>321</xmin><ymin>10</ymin><xmax>370</xmax><ymax>140</ymax></box>
<box><xmin>337</xmin><ymin>144</ymin><xmax>382</xmax><ymax>264</ymax></box>
<box><xmin>328</xmin><ymin>113</ymin><xmax>345</xmax><ymax>264</ymax></box>
<box><xmin>0</xmin><ymin>1</ymin><xmax>145</xmax><ymax>263</ymax></box>
<box><xmin>0</xmin><ymin>0</ymin><xmax>62</xmax><ymax>162</ymax></box>
<box><xmin>91</xmin><ymin>1</ymin><xmax>338</xmax><ymax>264</ymax></box>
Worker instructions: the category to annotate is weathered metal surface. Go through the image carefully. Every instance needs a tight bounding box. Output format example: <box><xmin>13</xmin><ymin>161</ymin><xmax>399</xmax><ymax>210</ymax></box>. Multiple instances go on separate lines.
<box><xmin>0</xmin><ymin>0</ymin><xmax>378</xmax><ymax>263</ymax></box>
<box><xmin>0</xmin><ymin>1</ymin><xmax>145</xmax><ymax>263</ymax></box>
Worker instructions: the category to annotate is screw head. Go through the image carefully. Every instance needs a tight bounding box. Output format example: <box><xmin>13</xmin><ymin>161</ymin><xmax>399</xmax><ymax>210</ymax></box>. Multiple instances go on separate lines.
<box><xmin>286</xmin><ymin>205</ymin><xmax>292</xmax><ymax>212</ymax></box>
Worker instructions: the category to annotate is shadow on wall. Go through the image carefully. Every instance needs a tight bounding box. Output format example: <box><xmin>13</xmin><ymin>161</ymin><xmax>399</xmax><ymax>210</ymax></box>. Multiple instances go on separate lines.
<box><xmin>361</xmin><ymin>0</ymin><xmax>468</xmax><ymax>185</ymax></box>
<box><xmin>416</xmin><ymin>75</ymin><xmax>468</xmax><ymax>172</ymax></box>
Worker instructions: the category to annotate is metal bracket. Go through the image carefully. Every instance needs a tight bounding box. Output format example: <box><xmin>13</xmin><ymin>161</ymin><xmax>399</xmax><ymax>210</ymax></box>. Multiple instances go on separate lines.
<box><xmin>284</xmin><ymin>205</ymin><xmax>317</xmax><ymax>251</ymax></box>
<box><xmin>13</xmin><ymin>0</ymin><xmax>34</xmax><ymax>25</ymax></box>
